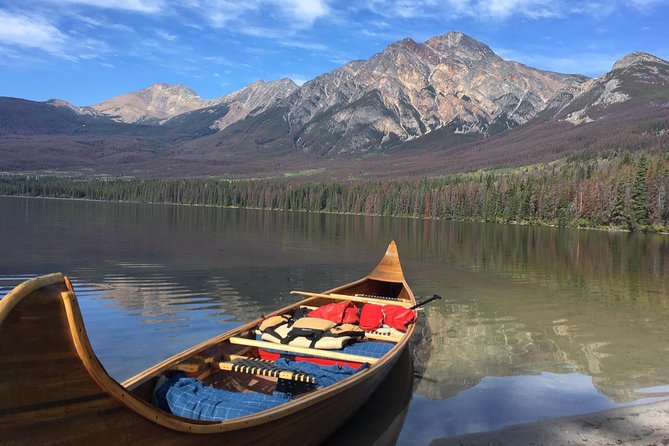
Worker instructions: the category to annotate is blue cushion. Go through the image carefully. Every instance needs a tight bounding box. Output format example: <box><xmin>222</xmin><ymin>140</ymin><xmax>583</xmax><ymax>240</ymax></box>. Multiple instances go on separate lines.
<box><xmin>158</xmin><ymin>373</ymin><xmax>289</xmax><ymax>421</ymax></box>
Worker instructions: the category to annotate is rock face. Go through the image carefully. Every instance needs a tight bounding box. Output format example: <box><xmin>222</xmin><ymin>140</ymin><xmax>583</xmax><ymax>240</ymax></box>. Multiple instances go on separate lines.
<box><xmin>89</xmin><ymin>83</ymin><xmax>211</xmax><ymax>124</ymax></box>
<box><xmin>556</xmin><ymin>52</ymin><xmax>669</xmax><ymax>124</ymax></box>
<box><xmin>77</xmin><ymin>79</ymin><xmax>298</xmax><ymax>128</ymax></box>
<box><xmin>210</xmin><ymin>78</ymin><xmax>298</xmax><ymax>131</ymax></box>
<box><xmin>46</xmin><ymin>99</ymin><xmax>100</xmax><ymax>117</ymax></box>
<box><xmin>281</xmin><ymin>32</ymin><xmax>588</xmax><ymax>154</ymax></box>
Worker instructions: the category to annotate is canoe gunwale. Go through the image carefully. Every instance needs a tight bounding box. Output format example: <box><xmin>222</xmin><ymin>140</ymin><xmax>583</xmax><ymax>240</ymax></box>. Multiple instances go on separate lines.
<box><xmin>0</xmin><ymin>272</ymin><xmax>65</xmax><ymax>326</ymax></box>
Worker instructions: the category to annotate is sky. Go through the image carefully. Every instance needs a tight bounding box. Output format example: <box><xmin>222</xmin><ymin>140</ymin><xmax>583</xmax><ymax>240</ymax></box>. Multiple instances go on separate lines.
<box><xmin>0</xmin><ymin>0</ymin><xmax>668</xmax><ymax>105</ymax></box>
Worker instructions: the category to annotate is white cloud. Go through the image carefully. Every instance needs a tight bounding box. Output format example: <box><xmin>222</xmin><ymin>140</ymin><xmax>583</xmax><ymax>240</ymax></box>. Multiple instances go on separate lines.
<box><xmin>496</xmin><ymin>47</ymin><xmax>617</xmax><ymax>76</ymax></box>
<box><xmin>40</xmin><ymin>0</ymin><xmax>166</xmax><ymax>13</ymax></box>
<box><xmin>0</xmin><ymin>11</ymin><xmax>70</xmax><ymax>57</ymax></box>
<box><xmin>279</xmin><ymin>0</ymin><xmax>330</xmax><ymax>26</ymax></box>
<box><xmin>156</xmin><ymin>30</ymin><xmax>178</xmax><ymax>40</ymax></box>
<box><xmin>628</xmin><ymin>0</ymin><xmax>663</xmax><ymax>10</ymax></box>
<box><xmin>183</xmin><ymin>0</ymin><xmax>329</xmax><ymax>30</ymax></box>
<box><xmin>278</xmin><ymin>39</ymin><xmax>328</xmax><ymax>51</ymax></box>
<box><xmin>473</xmin><ymin>0</ymin><xmax>561</xmax><ymax>19</ymax></box>
<box><xmin>364</xmin><ymin>0</ymin><xmax>663</xmax><ymax>20</ymax></box>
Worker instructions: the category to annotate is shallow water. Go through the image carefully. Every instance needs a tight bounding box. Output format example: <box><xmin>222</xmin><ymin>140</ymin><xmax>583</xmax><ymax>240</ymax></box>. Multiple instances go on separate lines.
<box><xmin>1</xmin><ymin>196</ymin><xmax>668</xmax><ymax>444</ymax></box>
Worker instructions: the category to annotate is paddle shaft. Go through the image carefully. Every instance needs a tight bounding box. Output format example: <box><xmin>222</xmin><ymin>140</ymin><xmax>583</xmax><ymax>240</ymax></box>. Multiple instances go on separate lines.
<box><xmin>410</xmin><ymin>294</ymin><xmax>442</xmax><ymax>310</ymax></box>
<box><xmin>290</xmin><ymin>290</ymin><xmax>413</xmax><ymax>307</ymax></box>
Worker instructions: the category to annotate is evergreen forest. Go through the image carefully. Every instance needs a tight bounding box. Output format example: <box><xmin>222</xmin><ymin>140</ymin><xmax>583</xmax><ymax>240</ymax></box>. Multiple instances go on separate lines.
<box><xmin>2</xmin><ymin>152</ymin><xmax>668</xmax><ymax>233</ymax></box>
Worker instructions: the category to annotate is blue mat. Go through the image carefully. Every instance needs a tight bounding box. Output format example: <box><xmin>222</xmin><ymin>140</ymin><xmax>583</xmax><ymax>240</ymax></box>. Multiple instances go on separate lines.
<box><xmin>341</xmin><ymin>340</ymin><xmax>394</xmax><ymax>358</ymax></box>
<box><xmin>156</xmin><ymin>358</ymin><xmax>365</xmax><ymax>421</ymax></box>
<box><xmin>156</xmin><ymin>372</ymin><xmax>289</xmax><ymax>421</ymax></box>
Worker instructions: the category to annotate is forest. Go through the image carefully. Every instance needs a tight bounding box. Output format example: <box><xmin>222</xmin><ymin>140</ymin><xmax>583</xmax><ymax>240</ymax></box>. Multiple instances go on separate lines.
<box><xmin>1</xmin><ymin>151</ymin><xmax>668</xmax><ymax>233</ymax></box>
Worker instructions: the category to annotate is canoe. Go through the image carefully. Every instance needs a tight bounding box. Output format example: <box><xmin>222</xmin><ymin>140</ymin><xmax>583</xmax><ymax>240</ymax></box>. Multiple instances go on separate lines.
<box><xmin>0</xmin><ymin>241</ymin><xmax>416</xmax><ymax>446</ymax></box>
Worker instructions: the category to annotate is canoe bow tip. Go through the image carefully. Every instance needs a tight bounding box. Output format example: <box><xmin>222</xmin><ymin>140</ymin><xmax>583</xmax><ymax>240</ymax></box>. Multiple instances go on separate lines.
<box><xmin>367</xmin><ymin>241</ymin><xmax>405</xmax><ymax>282</ymax></box>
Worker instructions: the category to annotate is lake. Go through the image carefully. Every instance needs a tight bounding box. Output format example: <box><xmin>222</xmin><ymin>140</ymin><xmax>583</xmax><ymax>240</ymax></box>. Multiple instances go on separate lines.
<box><xmin>1</xmin><ymin>195</ymin><xmax>668</xmax><ymax>445</ymax></box>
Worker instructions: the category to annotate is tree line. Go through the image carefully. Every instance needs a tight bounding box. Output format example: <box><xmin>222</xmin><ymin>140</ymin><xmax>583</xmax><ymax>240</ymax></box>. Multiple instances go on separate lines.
<box><xmin>2</xmin><ymin>152</ymin><xmax>668</xmax><ymax>232</ymax></box>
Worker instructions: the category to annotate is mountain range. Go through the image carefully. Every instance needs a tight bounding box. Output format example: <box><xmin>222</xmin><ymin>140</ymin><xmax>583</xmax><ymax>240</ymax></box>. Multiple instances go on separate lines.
<box><xmin>1</xmin><ymin>32</ymin><xmax>667</xmax><ymax>179</ymax></box>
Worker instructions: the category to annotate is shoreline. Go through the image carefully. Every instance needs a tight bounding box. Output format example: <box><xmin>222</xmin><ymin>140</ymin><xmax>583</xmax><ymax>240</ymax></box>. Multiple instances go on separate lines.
<box><xmin>2</xmin><ymin>194</ymin><xmax>667</xmax><ymax>236</ymax></box>
<box><xmin>431</xmin><ymin>400</ymin><xmax>669</xmax><ymax>446</ymax></box>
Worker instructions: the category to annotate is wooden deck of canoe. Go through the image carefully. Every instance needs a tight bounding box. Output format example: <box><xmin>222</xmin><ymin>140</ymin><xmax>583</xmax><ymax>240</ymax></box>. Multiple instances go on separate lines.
<box><xmin>0</xmin><ymin>241</ymin><xmax>417</xmax><ymax>446</ymax></box>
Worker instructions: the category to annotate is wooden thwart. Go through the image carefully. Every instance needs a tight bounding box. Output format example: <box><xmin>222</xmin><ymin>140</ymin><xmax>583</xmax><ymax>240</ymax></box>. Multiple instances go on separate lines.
<box><xmin>290</xmin><ymin>290</ymin><xmax>413</xmax><ymax>307</ymax></box>
<box><xmin>228</xmin><ymin>337</ymin><xmax>379</xmax><ymax>364</ymax></box>
<box><xmin>218</xmin><ymin>357</ymin><xmax>316</xmax><ymax>384</ymax></box>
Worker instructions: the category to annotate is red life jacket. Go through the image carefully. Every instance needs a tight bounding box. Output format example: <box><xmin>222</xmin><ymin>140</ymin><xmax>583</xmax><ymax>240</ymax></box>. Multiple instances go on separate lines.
<box><xmin>360</xmin><ymin>303</ymin><xmax>416</xmax><ymax>331</ymax></box>
<box><xmin>359</xmin><ymin>303</ymin><xmax>384</xmax><ymax>331</ymax></box>
<box><xmin>307</xmin><ymin>301</ymin><xmax>359</xmax><ymax>324</ymax></box>
<box><xmin>382</xmin><ymin>305</ymin><xmax>415</xmax><ymax>331</ymax></box>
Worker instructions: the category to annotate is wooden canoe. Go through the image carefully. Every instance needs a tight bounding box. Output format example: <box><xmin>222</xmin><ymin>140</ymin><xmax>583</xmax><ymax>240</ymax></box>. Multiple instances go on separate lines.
<box><xmin>0</xmin><ymin>241</ymin><xmax>416</xmax><ymax>446</ymax></box>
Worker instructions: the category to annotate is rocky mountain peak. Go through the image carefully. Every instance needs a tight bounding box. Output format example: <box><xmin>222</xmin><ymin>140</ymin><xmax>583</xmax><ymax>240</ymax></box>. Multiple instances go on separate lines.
<box><xmin>612</xmin><ymin>52</ymin><xmax>668</xmax><ymax>71</ymax></box>
<box><xmin>279</xmin><ymin>31</ymin><xmax>589</xmax><ymax>155</ymax></box>
<box><xmin>425</xmin><ymin>31</ymin><xmax>497</xmax><ymax>61</ymax></box>
<box><xmin>149</xmin><ymin>83</ymin><xmax>199</xmax><ymax>96</ymax></box>
<box><xmin>89</xmin><ymin>83</ymin><xmax>210</xmax><ymax>123</ymax></box>
<box><xmin>209</xmin><ymin>78</ymin><xmax>298</xmax><ymax>131</ymax></box>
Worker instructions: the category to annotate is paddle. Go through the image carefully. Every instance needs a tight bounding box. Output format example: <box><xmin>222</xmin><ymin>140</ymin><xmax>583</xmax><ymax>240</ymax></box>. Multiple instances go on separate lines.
<box><xmin>409</xmin><ymin>294</ymin><xmax>442</xmax><ymax>310</ymax></box>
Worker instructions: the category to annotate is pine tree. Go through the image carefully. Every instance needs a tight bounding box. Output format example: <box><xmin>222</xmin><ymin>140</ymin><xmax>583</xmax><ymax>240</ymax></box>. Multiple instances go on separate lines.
<box><xmin>631</xmin><ymin>155</ymin><xmax>649</xmax><ymax>229</ymax></box>
<box><xmin>611</xmin><ymin>182</ymin><xmax>626</xmax><ymax>227</ymax></box>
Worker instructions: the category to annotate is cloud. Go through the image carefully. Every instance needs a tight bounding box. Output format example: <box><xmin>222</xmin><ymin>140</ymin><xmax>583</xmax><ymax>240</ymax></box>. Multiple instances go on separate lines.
<box><xmin>628</xmin><ymin>0</ymin><xmax>663</xmax><ymax>10</ymax></box>
<box><xmin>471</xmin><ymin>0</ymin><xmax>561</xmax><ymax>19</ymax></box>
<box><xmin>364</xmin><ymin>0</ymin><xmax>664</xmax><ymax>20</ymax></box>
<box><xmin>0</xmin><ymin>10</ymin><xmax>70</xmax><ymax>58</ymax></box>
<box><xmin>183</xmin><ymin>0</ymin><xmax>329</xmax><ymax>30</ymax></box>
<box><xmin>496</xmin><ymin>47</ymin><xmax>617</xmax><ymax>76</ymax></box>
<box><xmin>39</xmin><ymin>0</ymin><xmax>166</xmax><ymax>13</ymax></box>
<box><xmin>279</xmin><ymin>0</ymin><xmax>330</xmax><ymax>26</ymax></box>
<box><xmin>278</xmin><ymin>39</ymin><xmax>328</xmax><ymax>51</ymax></box>
<box><xmin>156</xmin><ymin>30</ymin><xmax>177</xmax><ymax>40</ymax></box>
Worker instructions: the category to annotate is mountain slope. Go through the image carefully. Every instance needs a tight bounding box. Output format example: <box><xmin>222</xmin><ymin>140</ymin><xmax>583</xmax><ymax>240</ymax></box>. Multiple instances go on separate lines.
<box><xmin>210</xmin><ymin>78</ymin><xmax>298</xmax><ymax>130</ymax></box>
<box><xmin>554</xmin><ymin>52</ymin><xmax>669</xmax><ymax>124</ymax></box>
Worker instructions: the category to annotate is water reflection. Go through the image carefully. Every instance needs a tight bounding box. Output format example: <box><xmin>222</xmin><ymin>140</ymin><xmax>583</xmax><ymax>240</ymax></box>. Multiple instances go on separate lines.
<box><xmin>1</xmin><ymin>196</ymin><xmax>668</xmax><ymax>443</ymax></box>
<box><xmin>403</xmin><ymin>372</ymin><xmax>648</xmax><ymax>445</ymax></box>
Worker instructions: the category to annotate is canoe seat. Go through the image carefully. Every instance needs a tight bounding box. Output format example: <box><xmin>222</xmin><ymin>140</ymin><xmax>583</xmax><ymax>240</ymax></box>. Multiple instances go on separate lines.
<box><xmin>218</xmin><ymin>357</ymin><xmax>316</xmax><ymax>384</ymax></box>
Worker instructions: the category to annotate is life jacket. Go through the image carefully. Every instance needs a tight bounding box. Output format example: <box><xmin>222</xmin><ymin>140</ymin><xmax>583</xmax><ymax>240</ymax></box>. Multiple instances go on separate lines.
<box><xmin>307</xmin><ymin>301</ymin><xmax>359</xmax><ymax>324</ymax></box>
<box><xmin>382</xmin><ymin>305</ymin><xmax>415</xmax><ymax>331</ymax></box>
<box><xmin>359</xmin><ymin>303</ymin><xmax>416</xmax><ymax>332</ymax></box>
<box><xmin>359</xmin><ymin>303</ymin><xmax>384</xmax><ymax>331</ymax></box>
<box><xmin>260</xmin><ymin>316</ymin><xmax>364</xmax><ymax>350</ymax></box>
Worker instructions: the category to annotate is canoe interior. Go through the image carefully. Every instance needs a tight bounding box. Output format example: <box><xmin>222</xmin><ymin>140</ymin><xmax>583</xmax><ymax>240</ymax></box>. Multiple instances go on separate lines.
<box><xmin>0</xmin><ymin>242</ymin><xmax>416</xmax><ymax>445</ymax></box>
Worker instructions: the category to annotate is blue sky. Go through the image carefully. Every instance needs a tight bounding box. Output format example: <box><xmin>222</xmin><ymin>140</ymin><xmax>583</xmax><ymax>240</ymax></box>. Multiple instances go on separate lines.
<box><xmin>0</xmin><ymin>0</ymin><xmax>668</xmax><ymax>105</ymax></box>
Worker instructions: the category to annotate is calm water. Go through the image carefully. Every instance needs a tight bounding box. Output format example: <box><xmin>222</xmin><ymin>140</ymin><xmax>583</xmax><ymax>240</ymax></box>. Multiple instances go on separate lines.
<box><xmin>1</xmin><ymin>196</ymin><xmax>668</xmax><ymax>445</ymax></box>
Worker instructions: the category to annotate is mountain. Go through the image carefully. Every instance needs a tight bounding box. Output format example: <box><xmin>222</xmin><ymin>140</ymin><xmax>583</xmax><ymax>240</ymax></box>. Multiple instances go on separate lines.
<box><xmin>1</xmin><ymin>33</ymin><xmax>667</xmax><ymax>179</ymax></box>
<box><xmin>210</xmin><ymin>78</ymin><xmax>298</xmax><ymax>131</ymax></box>
<box><xmin>87</xmin><ymin>83</ymin><xmax>211</xmax><ymax>124</ymax></box>
<box><xmin>275</xmin><ymin>32</ymin><xmax>587</xmax><ymax>154</ymax></box>
<box><xmin>553</xmin><ymin>51</ymin><xmax>669</xmax><ymax>124</ymax></box>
